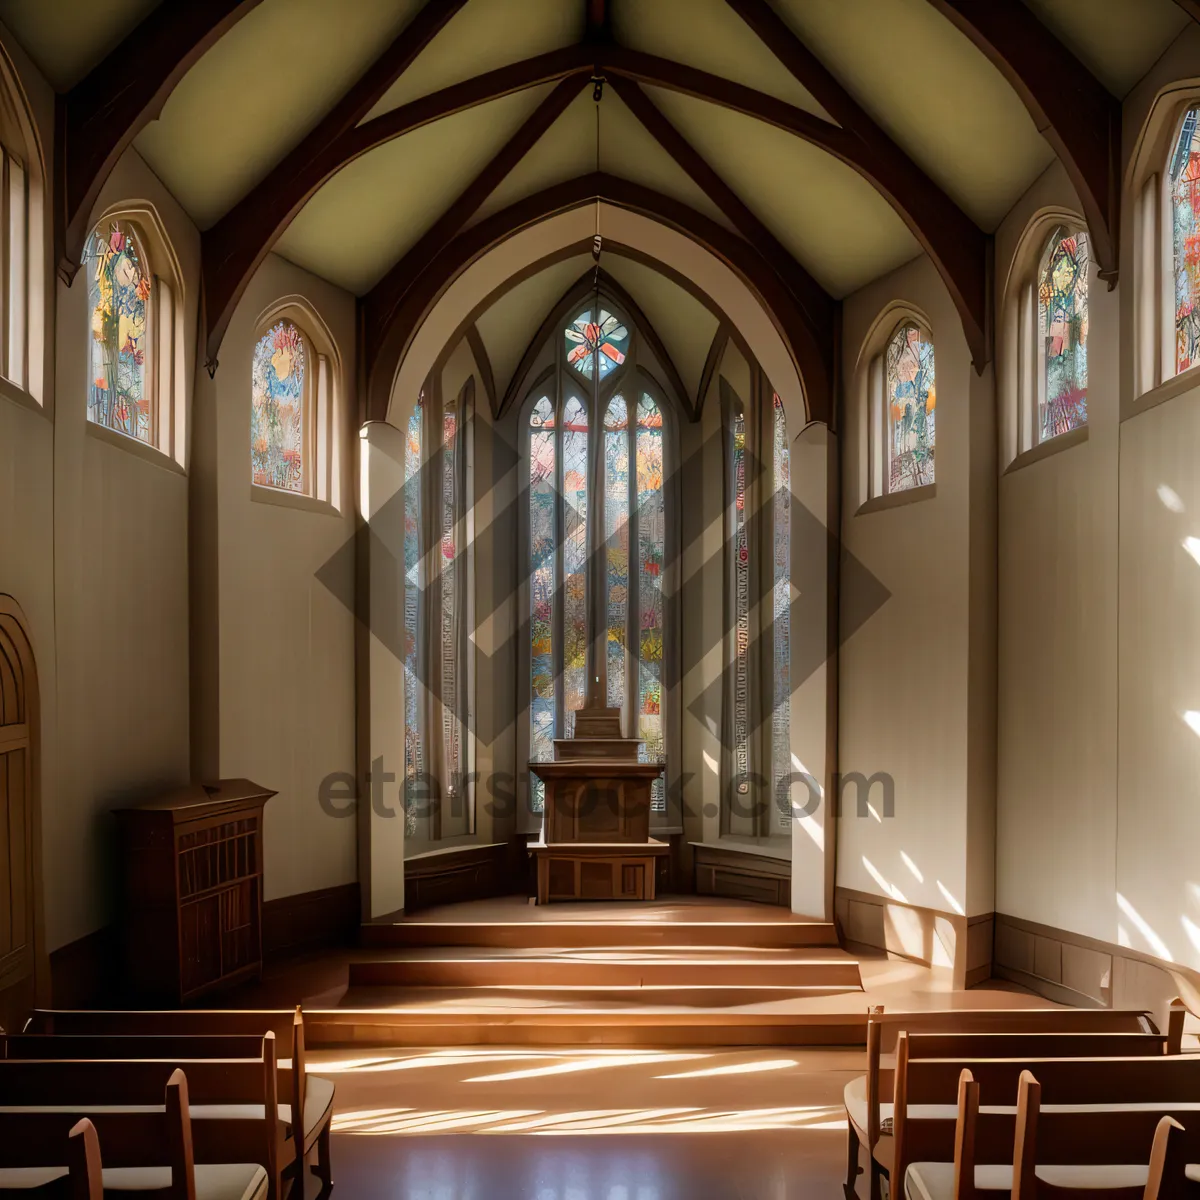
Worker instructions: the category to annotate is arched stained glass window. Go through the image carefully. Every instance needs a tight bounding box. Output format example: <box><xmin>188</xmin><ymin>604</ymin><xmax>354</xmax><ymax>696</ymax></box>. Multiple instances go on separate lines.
<box><xmin>771</xmin><ymin>393</ymin><xmax>791</xmax><ymax>831</ymax></box>
<box><xmin>564</xmin><ymin>307</ymin><xmax>628</xmax><ymax>381</ymax></box>
<box><xmin>1038</xmin><ymin>229</ymin><xmax>1089</xmax><ymax>441</ymax></box>
<box><xmin>251</xmin><ymin>320</ymin><xmax>306</xmax><ymax>492</ymax></box>
<box><xmin>526</xmin><ymin>301</ymin><xmax>673</xmax><ymax>820</ymax></box>
<box><xmin>84</xmin><ymin>220</ymin><xmax>153</xmax><ymax>444</ymax></box>
<box><xmin>886</xmin><ymin>322</ymin><xmax>936</xmax><ymax>492</ymax></box>
<box><xmin>1172</xmin><ymin>106</ymin><xmax>1200</xmax><ymax>374</ymax></box>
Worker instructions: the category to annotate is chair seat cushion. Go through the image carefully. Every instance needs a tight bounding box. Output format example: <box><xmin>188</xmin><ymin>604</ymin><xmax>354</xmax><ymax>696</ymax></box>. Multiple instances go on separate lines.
<box><xmin>0</xmin><ymin>1163</ymin><xmax>267</xmax><ymax>1199</ymax></box>
<box><xmin>905</xmin><ymin>1161</ymin><xmax>1178</xmax><ymax>1200</ymax></box>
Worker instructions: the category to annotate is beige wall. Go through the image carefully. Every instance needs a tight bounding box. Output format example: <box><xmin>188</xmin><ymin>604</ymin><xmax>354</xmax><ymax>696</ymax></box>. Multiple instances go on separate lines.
<box><xmin>205</xmin><ymin>252</ymin><xmax>357</xmax><ymax>903</ymax></box>
<box><xmin>994</xmin><ymin>160</ymin><xmax>1121</xmax><ymax>944</ymax></box>
<box><xmin>839</xmin><ymin>253</ymin><xmax>996</xmax><ymax>921</ymax></box>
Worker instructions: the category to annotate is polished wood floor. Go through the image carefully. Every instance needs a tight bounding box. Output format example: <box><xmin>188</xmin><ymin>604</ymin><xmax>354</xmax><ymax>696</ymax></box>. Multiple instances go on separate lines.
<box><xmin>248</xmin><ymin>897</ymin><xmax>1047</xmax><ymax>1198</ymax></box>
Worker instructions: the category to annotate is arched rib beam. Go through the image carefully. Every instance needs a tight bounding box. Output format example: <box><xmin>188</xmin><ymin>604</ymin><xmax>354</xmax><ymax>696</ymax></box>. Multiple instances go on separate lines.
<box><xmin>365</xmin><ymin>174</ymin><xmax>832</xmax><ymax>429</ymax></box>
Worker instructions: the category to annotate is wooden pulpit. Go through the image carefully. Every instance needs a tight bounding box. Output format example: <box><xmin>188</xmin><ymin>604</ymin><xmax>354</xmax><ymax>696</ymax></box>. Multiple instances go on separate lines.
<box><xmin>529</xmin><ymin>682</ymin><xmax>666</xmax><ymax>903</ymax></box>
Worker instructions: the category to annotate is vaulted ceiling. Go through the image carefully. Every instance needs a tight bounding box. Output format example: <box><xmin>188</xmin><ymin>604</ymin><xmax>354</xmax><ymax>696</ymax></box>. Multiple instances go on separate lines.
<box><xmin>1</xmin><ymin>0</ymin><xmax>1192</xmax><ymax>423</ymax></box>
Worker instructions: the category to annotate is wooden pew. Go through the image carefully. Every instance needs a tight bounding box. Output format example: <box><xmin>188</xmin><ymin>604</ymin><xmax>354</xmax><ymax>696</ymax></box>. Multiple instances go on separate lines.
<box><xmin>24</xmin><ymin>1007</ymin><xmax>333</xmax><ymax>1194</ymax></box>
<box><xmin>845</xmin><ymin>1005</ymin><xmax>1175</xmax><ymax>1200</ymax></box>
<box><xmin>0</xmin><ymin>1069</ymin><xmax>269</xmax><ymax>1199</ymax></box>
<box><xmin>902</xmin><ymin>1069</ymin><xmax>1194</xmax><ymax>1199</ymax></box>
<box><xmin>0</xmin><ymin>1038</ymin><xmax>283</xmax><ymax>1198</ymax></box>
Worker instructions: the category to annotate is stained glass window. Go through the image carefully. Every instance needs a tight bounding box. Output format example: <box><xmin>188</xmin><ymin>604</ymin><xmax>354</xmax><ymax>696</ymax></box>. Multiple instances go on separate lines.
<box><xmin>1038</xmin><ymin>229</ymin><xmax>1088</xmax><ymax>441</ymax></box>
<box><xmin>564</xmin><ymin>307</ymin><xmax>628</xmax><ymax>381</ymax></box>
<box><xmin>562</xmin><ymin>393</ymin><xmax>589</xmax><ymax>736</ymax></box>
<box><xmin>528</xmin><ymin>395</ymin><xmax>556</xmax><ymax>814</ymax></box>
<box><xmin>731</xmin><ymin>408</ymin><xmax>750</xmax><ymax>799</ymax></box>
<box><xmin>527</xmin><ymin>305</ymin><xmax>674</xmax><ymax>821</ymax></box>
<box><xmin>251</xmin><ymin>321</ymin><xmax>306</xmax><ymax>492</ymax></box>
<box><xmin>604</xmin><ymin>395</ymin><xmax>629</xmax><ymax>711</ymax></box>
<box><xmin>403</xmin><ymin>397</ymin><xmax>423</xmax><ymax>837</ymax></box>
<box><xmin>84</xmin><ymin>220</ymin><xmax>152</xmax><ymax>444</ymax></box>
<box><xmin>886</xmin><ymin>323</ymin><xmax>936</xmax><ymax>492</ymax></box>
<box><xmin>771</xmin><ymin>394</ymin><xmax>791</xmax><ymax>831</ymax></box>
<box><xmin>440</xmin><ymin>402</ymin><xmax>462</xmax><ymax>796</ymax></box>
<box><xmin>636</xmin><ymin>393</ymin><xmax>666</xmax><ymax>813</ymax></box>
<box><xmin>1172</xmin><ymin>106</ymin><xmax>1200</xmax><ymax>374</ymax></box>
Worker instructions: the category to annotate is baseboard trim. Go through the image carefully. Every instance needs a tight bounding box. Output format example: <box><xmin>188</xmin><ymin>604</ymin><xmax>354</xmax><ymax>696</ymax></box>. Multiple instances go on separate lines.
<box><xmin>835</xmin><ymin>886</ymin><xmax>993</xmax><ymax>990</ymax></box>
<box><xmin>262</xmin><ymin>882</ymin><xmax>359</xmax><ymax>962</ymax></box>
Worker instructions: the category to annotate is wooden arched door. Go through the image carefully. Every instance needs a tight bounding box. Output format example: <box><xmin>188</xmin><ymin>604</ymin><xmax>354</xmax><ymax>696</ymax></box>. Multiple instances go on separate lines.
<box><xmin>0</xmin><ymin>596</ymin><xmax>41</xmax><ymax>1019</ymax></box>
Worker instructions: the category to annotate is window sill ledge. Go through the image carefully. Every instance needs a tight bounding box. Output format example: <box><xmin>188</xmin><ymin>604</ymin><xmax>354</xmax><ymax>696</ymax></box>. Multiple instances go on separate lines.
<box><xmin>855</xmin><ymin>483</ymin><xmax>935</xmax><ymax>515</ymax></box>
<box><xmin>1003</xmin><ymin>424</ymin><xmax>1088</xmax><ymax>475</ymax></box>
<box><xmin>250</xmin><ymin>484</ymin><xmax>341</xmax><ymax>516</ymax></box>
<box><xmin>86</xmin><ymin>420</ymin><xmax>185</xmax><ymax>475</ymax></box>
<box><xmin>0</xmin><ymin>376</ymin><xmax>44</xmax><ymax>418</ymax></box>
<box><xmin>1123</xmin><ymin>365</ymin><xmax>1200</xmax><ymax>422</ymax></box>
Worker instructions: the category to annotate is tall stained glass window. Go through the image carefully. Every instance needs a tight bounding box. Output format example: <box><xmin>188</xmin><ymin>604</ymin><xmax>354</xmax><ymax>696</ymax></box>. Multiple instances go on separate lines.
<box><xmin>1038</xmin><ymin>229</ymin><xmax>1088</xmax><ymax>441</ymax></box>
<box><xmin>527</xmin><ymin>303</ymin><xmax>671</xmax><ymax>820</ymax></box>
<box><xmin>730</xmin><ymin>407</ymin><xmax>750</xmax><ymax>800</ymax></box>
<box><xmin>84</xmin><ymin>220</ymin><xmax>153</xmax><ymax>444</ymax></box>
<box><xmin>403</xmin><ymin>386</ymin><xmax>471</xmax><ymax>839</ymax></box>
<box><xmin>403</xmin><ymin>396</ymin><xmax>424</xmax><ymax>837</ymax></box>
<box><xmin>886</xmin><ymin>322</ymin><xmax>936</xmax><ymax>492</ymax></box>
<box><xmin>1172</xmin><ymin>106</ymin><xmax>1200</xmax><ymax>374</ymax></box>
<box><xmin>771</xmin><ymin>393</ymin><xmax>791</xmax><ymax>831</ymax></box>
<box><xmin>251</xmin><ymin>320</ymin><xmax>306</xmax><ymax>492</ymax></box>
<box><xmin>528</xmin><ymin>395</ymin><xmax>556</xmax><ymax>814</ymax></box>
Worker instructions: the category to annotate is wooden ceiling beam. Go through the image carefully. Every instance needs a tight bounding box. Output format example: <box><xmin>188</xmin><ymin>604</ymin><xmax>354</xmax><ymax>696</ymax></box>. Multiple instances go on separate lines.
<box><xmin>722</xmin><ymin>0</ymin><xmax>993</xmax><ymax>365</ymax></box>
<box><xmin>922</xmin><ymin>0</ymin><xmax>1122</xmax><ymax>283</ymax></box>
<box><xmin>601</xmin><ymin>43</ymin><xmax>990</xmax><ymax>367</ymax></box>
<box><xmin>57</xmin><ymin>0</ymin><xmax>264</xmax><ymax>282</ymax></box>
<box><xmin>362</xmin><ymin>75</ymin><xmax>589</xmax><ymax>360</ymax></box>
<box><xmin>607</xmin><ymin>76</ymin><xmax>834</xmax><ymax>348</ymax></box>
<box><xmin>1173</xmin><ymin>0</ymin><xmax>1200</xmax><ymax>25</ymax></box>
<box><xmin>202</xmin><ymin>44</ymin><xmax>592</xmax><ymax>368</ymax></box>
<box><xmin>363</xmin><ymin>172</ymin><xmax>834</xmax><ymax>428</ymax></box>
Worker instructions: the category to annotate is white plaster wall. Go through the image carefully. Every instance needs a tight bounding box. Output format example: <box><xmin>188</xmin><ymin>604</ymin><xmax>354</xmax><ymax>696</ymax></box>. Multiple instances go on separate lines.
<box><xmin>839</xmin><ymin>253</ymin><xmax>994</xmax><ymax>918</ymax></box>
<box><xmin>212</xmin><ymin>253</ymin><xmax>357</xmax><ymax>903</ymax></box>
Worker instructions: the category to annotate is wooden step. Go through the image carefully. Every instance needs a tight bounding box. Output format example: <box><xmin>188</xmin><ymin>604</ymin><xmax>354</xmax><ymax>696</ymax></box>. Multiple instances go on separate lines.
<box><xmin>304</xmin><ymin>1003</ymin><xmax>869</xmax><ymax>1048</ymax></box>
<box><xmin>360</xmin><ymin>919</ymin><xmax>840</xmax><ymax>950</ymax></box>
<box><xmin>346</xmin><ymin>947</ymin><xmax>862</xmax><ymax>990</ymax></box>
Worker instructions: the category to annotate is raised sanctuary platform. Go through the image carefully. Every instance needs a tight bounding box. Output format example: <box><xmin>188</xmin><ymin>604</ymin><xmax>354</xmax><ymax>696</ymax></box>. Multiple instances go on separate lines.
<box><xmin>303</xmin><ymin>894</ymin><xmax>865</xmax><ymax>1047</ymax></box>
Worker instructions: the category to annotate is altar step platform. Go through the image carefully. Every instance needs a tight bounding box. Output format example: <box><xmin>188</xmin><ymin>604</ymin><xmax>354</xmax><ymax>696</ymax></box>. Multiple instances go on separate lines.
<box><xmin>304</xmin><ymin>896</ymin><xmax>868</xmax><ymax>1048</ymax></box>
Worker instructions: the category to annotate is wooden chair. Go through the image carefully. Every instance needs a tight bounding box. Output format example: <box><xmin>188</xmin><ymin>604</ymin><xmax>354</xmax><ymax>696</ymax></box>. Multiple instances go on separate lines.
<box><xmin>0</xmin><ymin>1039</ymin><xmax>283</xmax><ymax>1198</ymax></box>
<box><xmin>24</xmin><ymin>1006</ymin><xmax>333</xmax><ymax>1195</ymax></box>
<box><xmin>845</xmin><ymin>1006</ymin><xmax>1170</xmax><ymax>1200</ymax></box>
<box><xmin>0</xmin><ymin>1068</ymin><xmax>269</xmax><ymax>1199</ymax></box>
<box><xmin>901</xmin><ymin>1069</ymin><xmax>1197</xmax><ymax>1200</ymax></box>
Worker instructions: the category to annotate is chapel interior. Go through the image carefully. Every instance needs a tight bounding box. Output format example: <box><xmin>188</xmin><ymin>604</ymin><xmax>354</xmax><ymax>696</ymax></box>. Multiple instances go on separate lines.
<box><xmin>5</xmin><ymin>0</ymin><xmax>1200</xmax><ymax>1197</ymax></box>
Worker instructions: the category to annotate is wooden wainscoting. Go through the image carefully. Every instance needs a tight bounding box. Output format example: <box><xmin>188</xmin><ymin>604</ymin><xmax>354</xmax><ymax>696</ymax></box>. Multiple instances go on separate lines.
<box><xmin>835</xmin><ymin>885</ymin><xmax>994</xmax><ymax>990</ymax></box>
<box><xmin>262</xmin><ymin>881</ymin><xmax>359</xmax><ymax>962</ymax></box>
<box><xmin>994</xmin><ymin>912</ymin><xmax>1200</xmax><ymax>1030</ymax></box>
<box><xmin>403</xmin><ymin>842</ymin><xmax>512</xmax><ymax>912</ymax></box>
<box><xmin>693</xmin><ymin>843</ymin><xmax>791</xmax><ymax>907</ymax></box>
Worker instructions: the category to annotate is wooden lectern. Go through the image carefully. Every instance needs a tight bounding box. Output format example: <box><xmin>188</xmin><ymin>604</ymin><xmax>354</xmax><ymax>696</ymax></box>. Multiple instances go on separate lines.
<box><xmin>529</xmin><ymin>681</ymin><xmax>666</xmax><ymax>903</ymax></box>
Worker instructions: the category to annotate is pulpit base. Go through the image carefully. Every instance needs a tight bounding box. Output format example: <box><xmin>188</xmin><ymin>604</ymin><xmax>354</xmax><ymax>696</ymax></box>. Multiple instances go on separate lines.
<box><xmin>531</xmin><ymin>839</ymin><xmax>670</xmax><ymax>904</ymax></box>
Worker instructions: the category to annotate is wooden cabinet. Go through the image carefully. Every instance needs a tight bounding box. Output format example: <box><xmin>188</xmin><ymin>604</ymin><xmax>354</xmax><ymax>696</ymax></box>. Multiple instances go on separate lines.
<box><xmin>115</xmin><ymin>780</ymin><xmax>274</xmax><ymax>1003</ymax></box>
